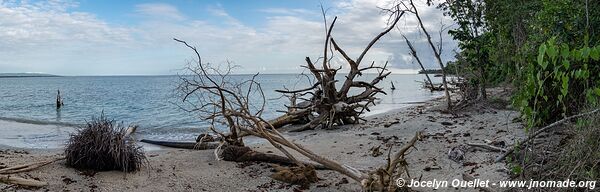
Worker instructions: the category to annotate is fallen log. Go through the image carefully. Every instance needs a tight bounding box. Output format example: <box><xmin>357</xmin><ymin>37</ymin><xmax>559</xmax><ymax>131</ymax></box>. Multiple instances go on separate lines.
<box><xmin>268</xmin><ymin>111</ymin><xmax>308</xmax><ymax>129</ymax></box>
<box><xmin>220</xmin><ymin>145</ymin><xmax>327</xmax><ymax>169</ymax></box>
<box><xmin>0</xmin><ymin>175</ymin><xmax>47</xmax><ymax>187</ymax></box>
<box><xmin>0</xmin><ymin>157</ymin><xmax>65</xmax><ymax>174</ymax></box>
<box><xmin>141</xmin><ymin>140</ymin><xmax>329</xmax><ymax>169</ymax></box>
<box><xmin>140</xmin><ymin>140</ymin><xmax>220</xmax><ymax>150</ymax></box>
<box><xmin>0</xmin><ymin>157</ymin><xmax>65</xmax><ymax>187</ymax></box>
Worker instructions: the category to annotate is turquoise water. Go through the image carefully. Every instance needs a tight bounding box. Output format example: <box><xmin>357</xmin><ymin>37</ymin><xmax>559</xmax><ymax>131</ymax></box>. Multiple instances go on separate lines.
<box><xmin>0</xmin><ymin>74</ymin><xmax>442</xmax><ymax>140</ymax></box>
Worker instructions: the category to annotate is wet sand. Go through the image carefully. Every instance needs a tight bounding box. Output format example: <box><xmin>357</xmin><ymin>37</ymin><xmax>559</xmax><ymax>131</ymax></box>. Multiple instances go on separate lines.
<box><xmin>0</xmin><ymin>120</ymin><xmax>75</xmax><ymax>149</ymax></box>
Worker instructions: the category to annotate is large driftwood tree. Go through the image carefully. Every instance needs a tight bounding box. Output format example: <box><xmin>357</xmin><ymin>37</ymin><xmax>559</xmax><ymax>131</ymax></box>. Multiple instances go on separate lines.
<box><xmin>275</xmin><ymin>12</ymin><xmax>404</xmax><ymax>132</ymax></box>
<box><xmin>174</xmin><ymin>12</ymin><xmax>422</xmax><ymax>191</ymax></box>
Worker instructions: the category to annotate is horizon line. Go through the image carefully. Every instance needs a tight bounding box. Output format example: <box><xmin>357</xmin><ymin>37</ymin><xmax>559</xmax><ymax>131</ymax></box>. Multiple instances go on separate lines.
<box><xmin>2</xmin><ymin>68</ymin><xmax>430</xmax><ymax>77</ymax></box>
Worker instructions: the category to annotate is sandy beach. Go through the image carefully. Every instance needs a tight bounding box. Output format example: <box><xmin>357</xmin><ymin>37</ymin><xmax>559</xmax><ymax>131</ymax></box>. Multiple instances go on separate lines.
<box><xmin>0</xmin><ymin>89</ymin><xmax>524</xmax><ymax>191</ymax></box>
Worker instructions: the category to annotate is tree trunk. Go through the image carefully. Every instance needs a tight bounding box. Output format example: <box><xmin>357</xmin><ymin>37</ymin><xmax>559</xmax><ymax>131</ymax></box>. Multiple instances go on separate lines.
<box><xmin>411</xmin><ymin>0</ymin><xmax>452</xmax><ymax>110</ymax></box>
<box><xmin>268</xmin><ymin>110</ymin><xmax>309</xmax><ymax>128</ymax></box>
<box><xmin>403</xmin><ymin>35</ymin><xmax>435</xmax><ymax>92</ymax></box>
<box><xmin>479</xmin><ymin>66</ymin><xmax>487</xmax><ymax>99</ymax></box>
<box><xmin>140</xmin><ymin>140</ymin><xmax>221</xmax><ymax>150</ymax></box>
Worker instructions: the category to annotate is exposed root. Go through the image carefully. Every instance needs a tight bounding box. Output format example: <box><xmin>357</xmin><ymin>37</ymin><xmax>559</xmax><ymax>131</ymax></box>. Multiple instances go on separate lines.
<box><xmin>219</xmin><ymin>145</ymin><xmax>329</xmax><ymax>170</ymax></box>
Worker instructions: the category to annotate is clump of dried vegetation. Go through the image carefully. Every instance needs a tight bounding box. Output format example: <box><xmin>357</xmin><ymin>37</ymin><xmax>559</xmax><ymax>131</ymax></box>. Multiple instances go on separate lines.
<box><xmin>65</xmin><ymin>115</ymin><xmax>146</xmax><ymax>172</ymax></box>
<box><xmin>544</xmin><ymin>112</ymin><xmax>600</xmax><ymax>181</ymax></box>
<box><xmin>502</xmin><ymin>108</ymin><xmax>600</xmax><ymax>189</ymax></box>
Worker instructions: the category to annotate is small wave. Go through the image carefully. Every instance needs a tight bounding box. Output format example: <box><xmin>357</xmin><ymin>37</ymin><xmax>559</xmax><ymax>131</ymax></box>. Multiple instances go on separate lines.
<box><xmin>0</xmin><ymin>116</ymin><xmax>80</xmax><ymax>127</ymax></box>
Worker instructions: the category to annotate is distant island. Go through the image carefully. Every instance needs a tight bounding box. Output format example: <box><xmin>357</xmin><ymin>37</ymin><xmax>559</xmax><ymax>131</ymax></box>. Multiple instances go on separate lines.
<box><xmin>0</xmin><ymin>73</ymin><xmax>60</xmax><ymax>78</ymax></box>
<box><xmin>417</xmin><ymin>69</ymin><xmax>443</xmax><ymax>74</ymax></box>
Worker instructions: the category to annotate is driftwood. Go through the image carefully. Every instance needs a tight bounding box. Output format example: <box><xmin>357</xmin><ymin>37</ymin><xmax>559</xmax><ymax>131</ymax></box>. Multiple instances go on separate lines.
<box><xmin>219</xmin><ymin>145</ymin><xmax>329</xmax><ymax>170</ymax></box>
<box><xmin>409</xmin><ymin>0</ymin><xmax>452</xmax><ymax>110</ymax></box>
<box><xmin>380</xmin><ymin>131</ymin><xmax>421</xmax><ymax>191</ymax></box>
<box><xmin>0</xmin><ymin>157</ymin><xmax>64</xmax><ymax>187</ymax></box>
<box><xmin>140</xmin><ymin>139</ymin><xmax>221</xmax><ymax>150</ymax></box>
<box><xmin>0</xmin><ymin>157</ymin><xmax>64</xmax><ymax>174</ymax></box>
<box><xmin>0</xmin><ymin>175</ymin><xmax>47</xmax><ymax>187</ymax></box>
<box><xmin>273</xmin><ymin>10</ymin><xmax>404</xmax><ymax>132</ymax></box>
<box><xmin>386</xmin><ymin>0</ymin><xmax>452</xmax><ymax>110</ymax></box>
<box><xmin>175</xmin><ymin>23</ymin><xmax>422</xmax><ymax>189</ymax></box>
<box><xmin>495</xmin><ymin>108</ymin><xmax>600</xmax><ymax>163</ymax></box>
<box><xmin>171</xmin><ymin>7</ymin><xmax>427</xmax><ymax>190</ymax></box>
<box><xmin>422</xmin><ymin>82</ymin><xmax>445</xmax><ymax>91</ymax></box>
<box><xmin>402</xmin><ymin>35</ymin><xmax>434</xmax><ymax>92</ymax></box>
<box><xmin>466</xmin><ymin>142</ymin><xmax>506</xmax><ymax>152</ymax></box>
<box><xmin>141</xmin><ymin>139</ymin><xmax>331</xmax><ymax>169</ymax></box>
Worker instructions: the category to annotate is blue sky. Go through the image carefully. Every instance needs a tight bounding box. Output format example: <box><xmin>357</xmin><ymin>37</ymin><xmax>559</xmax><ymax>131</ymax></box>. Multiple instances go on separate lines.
<box><xmin>0</xmin><ymin>0</ymin><xmax>457</xmax><ymax>75</ymax></box>
<box><xmin>77</xmin><ymin>1</ymin><xmax>329</xmax><ymax>26</ymax></box>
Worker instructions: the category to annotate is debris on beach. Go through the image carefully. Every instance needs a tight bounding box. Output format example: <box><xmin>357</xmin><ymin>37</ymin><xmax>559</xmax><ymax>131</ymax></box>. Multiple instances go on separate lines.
<box><xmin>369</xmin><ymin>145</ymin><xmax>383</xmax><ymax>157</ymax></box>
<box><xmin>448</xmin><ymin>145</ymin><xmax>467</xmax><ymax>162</ymax></box>
<box><xmin>270</xmin><ymin>164</ymin><xmax>319</xmax><ymax>189</ymax></box>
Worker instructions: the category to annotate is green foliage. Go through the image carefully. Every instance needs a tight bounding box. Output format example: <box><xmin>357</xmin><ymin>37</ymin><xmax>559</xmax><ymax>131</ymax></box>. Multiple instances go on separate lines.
<box><xmin>514</xmin><ymin>38</ymin><xmax>600</xmax><ymax>129</ymax></box>
<box><xmin>532</xmin><ymin>0</ymin><xmax>600</xmax><ymax>45</ymax></box>
<box><xmin>443</xmin><ymin>0</ymin><xmax>600</xmax><ymax>183</ymax></box>
<box><xmin>440</xmin><ymin>0</ymin><xmax>600</xmax><ymax>126</ymax></box>
<box><xmin>439</xmin><ymin>0</ymin><xmax>492</xmax><ymax>95</ymax></box>
<box><xmin>483</xmin><ymin>0</ymin><xmax>541</xmax><ymax>81</ymax></box>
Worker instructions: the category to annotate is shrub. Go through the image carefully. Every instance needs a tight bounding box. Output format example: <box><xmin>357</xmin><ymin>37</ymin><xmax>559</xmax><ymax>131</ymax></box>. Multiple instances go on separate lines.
<box><xmin>514</xmin><ymin>38</ymin><xmax>600</xmax><ymax>129</ymax></box>
<box><xmin>65</xmin><ymin>115</ymin><xmax>146</xmax><ymax>172</ymax></box>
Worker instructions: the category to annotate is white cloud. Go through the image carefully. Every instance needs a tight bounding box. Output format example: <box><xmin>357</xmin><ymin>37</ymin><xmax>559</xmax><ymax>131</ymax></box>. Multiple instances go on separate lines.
<box><xmin>258</xmin><ymin>8</ymin><xmax>316</xmax><ymax>16</ymax></box>
<box><xmin>0</xmin><ymin>0</ymin><xmax>137</xmax><ymax>74</ymax></box>
<box><xmin>135</xmin><ymin>3</ymin><xmax>185</xmax><ymax>21</ymax></box>
<box><xmin>0</xmin><ymin>1</ymin><xmax>131</xmax><ymax>47</ymax></box>
<box><xmin>0</xmin><ymin>0</ymin><xmax>458</xmax><ymax>75</ymax></box>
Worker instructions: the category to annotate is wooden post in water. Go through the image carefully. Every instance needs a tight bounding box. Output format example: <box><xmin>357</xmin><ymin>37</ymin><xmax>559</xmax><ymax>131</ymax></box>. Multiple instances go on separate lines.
<box><xmin>56</xmin><ymin>90</ymin><xmax>63</xmax><ymax>109</ymax></box>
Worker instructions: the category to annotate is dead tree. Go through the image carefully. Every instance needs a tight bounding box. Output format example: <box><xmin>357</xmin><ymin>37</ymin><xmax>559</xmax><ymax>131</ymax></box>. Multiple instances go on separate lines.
<box><xmin>175</xmin><ymin>32</ymin><xmax>421</xmax><ymax>190</ymax></box>
<box><xmin>402</xmin><ymin>35</ymin><xmax>435</xmax><ymax>91</ymax></box>
<box><xmin>387</xmin><ymin>0</ymin><xmax>453</xmax><ymax>110</ymax></box>
<box><xmin>275</xmin><ymin>11</ymin><xmax>404</xmax><ymax>132</ymax></box>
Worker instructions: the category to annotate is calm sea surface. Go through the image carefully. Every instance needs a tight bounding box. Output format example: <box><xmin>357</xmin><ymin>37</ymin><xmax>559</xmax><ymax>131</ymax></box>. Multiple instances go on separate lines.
<box><xmin>0</xmin><ymin>74</ymin><xmax>442</xmax><ymax>141</ymax></box>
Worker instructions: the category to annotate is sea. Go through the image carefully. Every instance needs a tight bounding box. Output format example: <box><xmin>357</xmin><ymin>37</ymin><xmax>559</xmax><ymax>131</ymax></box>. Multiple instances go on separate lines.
<box><xmin>0</xmin><ymin>74</ymin><xmax>442</xmax><ymax>146</ymax></box>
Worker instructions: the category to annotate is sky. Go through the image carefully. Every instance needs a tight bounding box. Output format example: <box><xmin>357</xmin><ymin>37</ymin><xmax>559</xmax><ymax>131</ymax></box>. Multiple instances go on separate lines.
<box><xmin>0</xmin><ymin>0</ymin><xmax>458</xmax><ymax>76</ymax></box>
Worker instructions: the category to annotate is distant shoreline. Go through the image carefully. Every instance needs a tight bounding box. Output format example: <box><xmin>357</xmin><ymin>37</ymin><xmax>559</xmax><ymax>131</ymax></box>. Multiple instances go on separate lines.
<box><xmin>418</xmin><ymin>69</ymin><xmax>443</xmax><ymax>74</ymax></box>
<box><xmin>0</xmin><ymin>73</ymin><xmax>61</xmax><ymax>78</ymax></box>
<box><xmin>0</xmin><ymin>76</ymin><xmax>62</xmax><ymax>78</ymax></box>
